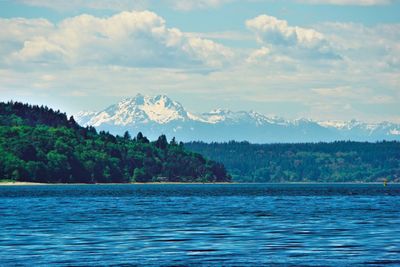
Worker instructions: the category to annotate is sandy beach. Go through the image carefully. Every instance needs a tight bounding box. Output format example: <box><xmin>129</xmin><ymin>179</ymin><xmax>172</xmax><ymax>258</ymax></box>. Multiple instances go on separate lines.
<box><xmin>0</xmin><ymin>181</ymin><xmax>47</xmax><ymax>186</ymax></box>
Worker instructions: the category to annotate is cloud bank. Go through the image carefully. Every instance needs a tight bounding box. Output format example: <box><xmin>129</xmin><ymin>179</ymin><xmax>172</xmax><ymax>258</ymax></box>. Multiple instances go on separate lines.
<box><xmin>2</xmin><ymin>10</ymin><xmax>232</xmax><ymax>69</ymax></box>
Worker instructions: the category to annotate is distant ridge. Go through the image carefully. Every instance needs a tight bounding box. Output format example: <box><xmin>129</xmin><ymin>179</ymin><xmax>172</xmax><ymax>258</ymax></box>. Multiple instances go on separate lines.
<box><xmin>76</xmin><ymin>94</ymin><xmax>400</xmax><ymax>143</ymax></box>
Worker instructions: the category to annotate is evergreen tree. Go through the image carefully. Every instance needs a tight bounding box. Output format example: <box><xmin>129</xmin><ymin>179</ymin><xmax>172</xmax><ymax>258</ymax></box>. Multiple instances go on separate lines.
<box><xmin>123</xmin><ymin>131</ymin><xmax>131</xmax><ymax>140</ymax></box>
<box><xmin>155</xmin><ymin>134</ymin><xmax>168</xmax><ymax>150</ymax></box>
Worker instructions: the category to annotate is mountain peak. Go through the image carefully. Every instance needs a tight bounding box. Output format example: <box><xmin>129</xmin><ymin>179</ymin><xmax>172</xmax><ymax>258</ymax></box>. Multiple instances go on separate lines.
<box><xmin>122</xmin><ymin>94</ymin><xmax>177</xmax><ymax>108</ymax></box>
<box><xmin>79</xmin><ymin>94</ymin><xmax>190</xmax><ymax>126</ymax></box>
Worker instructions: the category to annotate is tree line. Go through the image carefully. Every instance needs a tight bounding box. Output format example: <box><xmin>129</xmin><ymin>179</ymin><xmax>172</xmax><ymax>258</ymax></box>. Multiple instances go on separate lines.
<box><xmin>0</xmin><ymin>102</ymin><xmax>230</xmax><ymax>183</ymax></box>
<box><xmin>185</xmin><ymin>141</ymin><xmax>400</xmax><ymax>183</ymax></box>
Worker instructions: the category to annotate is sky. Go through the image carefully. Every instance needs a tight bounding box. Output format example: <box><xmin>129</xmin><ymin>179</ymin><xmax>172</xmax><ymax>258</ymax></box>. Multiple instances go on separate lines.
<box><xmin>0</xmin><ymin>0</ymin><xmax>399</xmax><ymax>122</ymax></box>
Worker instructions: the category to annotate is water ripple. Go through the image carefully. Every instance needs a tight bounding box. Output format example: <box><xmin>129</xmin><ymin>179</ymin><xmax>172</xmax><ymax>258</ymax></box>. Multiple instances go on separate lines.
<box><xmin>0</xmin><ymin>184</ymin><xmax>399</xmax><ymax>266</ymax></box>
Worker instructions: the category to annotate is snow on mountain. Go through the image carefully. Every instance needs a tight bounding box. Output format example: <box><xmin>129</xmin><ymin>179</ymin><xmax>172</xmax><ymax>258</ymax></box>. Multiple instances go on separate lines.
<box><xmin>318</xmin><ymin>120</ymin><xmax>400</xmax><ymax>137</ymax></box>
<box><xmin>318</xmin><ymin>120</ymin><xmax>378</xmax><ymax>131</ymax></box>
<box><xmin>74</xmin><ymin>111</ymin><xmax>98</xmax><ymax>126</ymax></box>
<box><xmin>200</xmin><ymin>109</ymin><xmax>260</xmax><ymax>124</ymax></box>
<box><xmin>390</xmin><ymin>129</ymin><xmax>400</xmax><ymax>135</ymax></box>
<box><xmin>198</xmin><ymin>109</ymin><xmax>288</xmax><ymax>126</ymax></box>
<box><xmin>75</xmin><ymin>94</ymin><xmax>400</xmax><ymax>143</ymax></box>
<box><xmin>200</xmin><ymin>108</ymin><xmax>232</xmax><ymax>124</ymax></box>
<box><xmin>80</xmin><ymin>94</ymin><xmax>190</xmax><ymax>127</ymax></box>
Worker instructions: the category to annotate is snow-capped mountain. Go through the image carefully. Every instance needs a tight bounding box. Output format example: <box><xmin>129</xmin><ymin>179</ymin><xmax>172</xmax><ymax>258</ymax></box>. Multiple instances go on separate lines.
<box><xmin>75</xmin><ymin>94</ymin><xmax>400</xmax><ymax>143</ymax></box>
<box><xmin>77</xmin><ymin>94</ymin><xmax>192</xmax><ymax>126</ymax></box>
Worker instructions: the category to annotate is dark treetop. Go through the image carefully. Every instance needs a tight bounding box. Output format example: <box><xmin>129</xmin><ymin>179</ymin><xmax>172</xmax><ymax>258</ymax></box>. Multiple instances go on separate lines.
<box><xmin>0</xmin><ymin>102</ymin><xmax>230</xmax><ymax>183</ymax></box>
<box><xmin>185</xmin><ymin>141</ymin><xmax>400</xmax><ymax>183</ymax></box>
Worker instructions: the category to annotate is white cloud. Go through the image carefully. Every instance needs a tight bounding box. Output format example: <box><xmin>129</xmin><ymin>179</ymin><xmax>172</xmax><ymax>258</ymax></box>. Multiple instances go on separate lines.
<box><xmin>246</xmin><ymin>46</ymin><xmax>271</xmax><ymax>63</ymax></box>
<box><xmin>316</xmin><ymin>22</ymin><xmax>400</xmax><ymax>70</ymax></box>
<box><xmin>167</xmin><ymin>0</ymin><xmax>233</xmax><ymax>11</ymax></box>
<box><xmin>246</xmin><ymin>14</ymin><xmax>339</xmax><ymax>59</ymax></box>
<box><xmin>2</xmin><ymin>10</ymin><xmax>233</xmax><ymax>69</ymax></box>
<box><xmin>18</xmin><ymin>0</ymin><xmax>235</xmax><ymax>11</ymax></box>
<box><xmin>16</xmin><ymin>0</ymin><xmax>148</xmax><ymax>11</ymax></box>
<box><xmin>298</xmin><ymin>0</ymin><xmax>392</xmax><ymax>5</ymax></box>
<box><xmin>0</xmin><ymin>18</ymin><xmax>54</xmax><ymax>60</ymax></box>
<box><xmin>183</xmin><ymin>37</ymin><xmax>234</xmax><ymax>67</ymax></box>
<box><xmin>186</xmin><ymin>31</ymin><xmax>254</xmax><ymax>43</ymax></box>
<box><xmin>246</xmin><ymin>15</ymin><xmax>324</xmax><ymax>47</ymax></box>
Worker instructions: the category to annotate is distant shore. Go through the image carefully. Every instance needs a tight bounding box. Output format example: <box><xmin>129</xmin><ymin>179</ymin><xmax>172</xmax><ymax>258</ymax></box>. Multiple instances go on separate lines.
<box><xmin>0</xmin><ymin>181</ymin><xmax>234</xmax><ymax>186</ymax></box>
<box><xmin>0</xmin><ymin>181</ymin><xmax>397</xmax><ymax>186</ymax></box>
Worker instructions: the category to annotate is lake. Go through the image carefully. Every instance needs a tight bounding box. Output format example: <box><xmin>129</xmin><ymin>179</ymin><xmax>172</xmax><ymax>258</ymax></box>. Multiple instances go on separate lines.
<box><xmin>0</xmin><ymin>184</ymin><xmax>399</xmax><ymax>266</ymax></box>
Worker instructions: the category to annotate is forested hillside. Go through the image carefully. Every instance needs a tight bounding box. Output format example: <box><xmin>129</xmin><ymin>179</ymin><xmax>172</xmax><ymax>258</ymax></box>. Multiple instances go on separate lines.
<box><xmin>0</xmin><ymin>102</ymin><xmax>230</xmax><ymax>183</ymax></box>
<box><xmin>185</xmin><ymin>141</ymin><xmax>400</xmax><ymax>183</ymax></box>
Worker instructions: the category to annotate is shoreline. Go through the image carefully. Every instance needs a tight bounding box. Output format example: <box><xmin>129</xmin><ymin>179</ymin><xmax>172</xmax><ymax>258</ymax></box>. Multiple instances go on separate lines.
<box><xmin>0</xmin><ymin>181</ymin><xmax>397</xmax><ymax>186</ymax></box>
<box><xmin>0</xmin><ymin>181</ymin><xmax>47</xmax><ymax>186</ymax></box>
<box><xmin>0</xmin><ymin>181</ymin><xmax>235</xmax><ymax>186</ymax></box>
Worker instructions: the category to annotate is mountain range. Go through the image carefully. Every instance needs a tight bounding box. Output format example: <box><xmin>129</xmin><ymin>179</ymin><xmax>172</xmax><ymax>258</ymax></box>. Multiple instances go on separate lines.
<box><xmin>75</xmin><ymin>94</ymin><xmax>400</xmax><ymax>143</ymax></box>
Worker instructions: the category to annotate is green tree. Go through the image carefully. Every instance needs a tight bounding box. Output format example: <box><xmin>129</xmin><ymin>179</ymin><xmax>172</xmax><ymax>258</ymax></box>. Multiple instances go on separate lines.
<box><xmin>133</xmin><ymin>168</ymin><xmax>151</xmax><ymax>183</ymax></box>
<box><xmin>155</xmin><ymin>134</ymin><xmax>168</xmax><ymax>150</ymax></box>
<box><xmin>123</xmin><ymin>131</ymin><xmax>131</xmax><ymax>140</ymax></box>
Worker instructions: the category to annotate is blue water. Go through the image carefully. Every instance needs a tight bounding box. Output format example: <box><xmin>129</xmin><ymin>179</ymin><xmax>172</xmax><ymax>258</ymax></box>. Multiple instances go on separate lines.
<box><xmin>0</xmin><ymin>184</ymin><xmax>400</xmax><ymax>266</ymax></box>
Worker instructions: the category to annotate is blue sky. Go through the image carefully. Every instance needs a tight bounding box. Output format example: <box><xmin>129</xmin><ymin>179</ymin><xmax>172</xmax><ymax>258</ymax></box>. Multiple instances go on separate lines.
<box><xmin>0</xmin><ymin>0</ymin><xmax>399</xmax><ymax>122</ymax></box>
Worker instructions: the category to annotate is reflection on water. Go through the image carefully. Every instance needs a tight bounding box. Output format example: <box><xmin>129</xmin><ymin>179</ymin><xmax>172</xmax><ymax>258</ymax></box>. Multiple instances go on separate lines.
<box><xmin>0</xmin><ymin>184</ymin><xmax>399</xmax><ymax>266</ymax></box>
